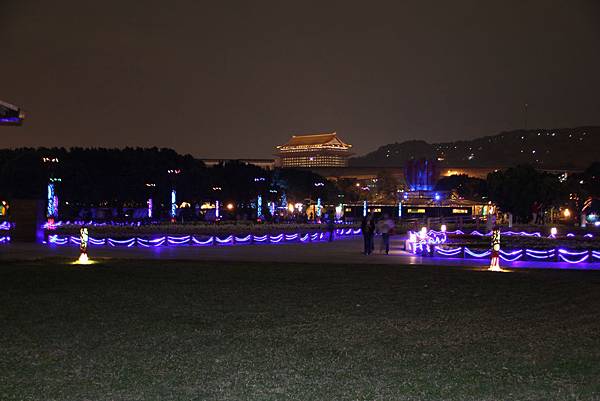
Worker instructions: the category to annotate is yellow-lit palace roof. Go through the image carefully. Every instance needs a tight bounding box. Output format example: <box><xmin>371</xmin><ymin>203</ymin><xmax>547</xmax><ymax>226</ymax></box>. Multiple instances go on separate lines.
<box><xmin>276</xmin><ymin>132</ymin><xmax>352</xmax><ymax>151</ymax></box>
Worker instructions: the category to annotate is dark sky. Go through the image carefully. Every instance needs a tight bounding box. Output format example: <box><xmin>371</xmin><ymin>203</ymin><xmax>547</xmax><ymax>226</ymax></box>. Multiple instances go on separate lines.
<box><xmin>2</xmin><ymin>1</ymin><xmax>599</xmax><ymax>159</ymax></box>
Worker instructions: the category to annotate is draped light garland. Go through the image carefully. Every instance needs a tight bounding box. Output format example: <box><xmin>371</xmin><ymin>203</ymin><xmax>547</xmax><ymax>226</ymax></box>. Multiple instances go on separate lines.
<box><xmin>47</xmin><ymin>228</ymin><xmax>362</xmax><ymax>248</ymax></box>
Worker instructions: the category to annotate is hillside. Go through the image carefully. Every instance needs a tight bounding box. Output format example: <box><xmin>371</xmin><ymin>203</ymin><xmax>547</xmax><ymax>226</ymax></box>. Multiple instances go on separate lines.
<box><xmin>350</xmin><ymin>126</ymin><xmax>600</xmax><ymax>169</ymax></box>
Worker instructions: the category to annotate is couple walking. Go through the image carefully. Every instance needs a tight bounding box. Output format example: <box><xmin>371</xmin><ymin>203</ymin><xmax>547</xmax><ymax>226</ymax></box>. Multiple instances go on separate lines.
<box><xmin>361</xmin><ymin>213</ymin><xmax>395</xmax><ymax>255</ymax></box>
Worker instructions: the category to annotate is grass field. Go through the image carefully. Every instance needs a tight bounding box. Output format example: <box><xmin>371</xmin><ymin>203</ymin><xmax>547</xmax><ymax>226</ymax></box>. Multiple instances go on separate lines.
<box><xmin>1</xmin><ymin>259</ymin><xmax>599</xmax><ymax>400</ymax></box>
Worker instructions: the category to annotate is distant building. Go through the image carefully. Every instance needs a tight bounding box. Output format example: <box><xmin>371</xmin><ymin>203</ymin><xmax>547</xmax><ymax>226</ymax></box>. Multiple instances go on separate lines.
<box><xmin>275</xmin><ymin>132</ymin><xmax>353</xmax><ymax>167</ymax></box>
<box><xmin>201</xmin><ymin>159</ymin><xmax>275</xmax><ymax>170</ymax></box>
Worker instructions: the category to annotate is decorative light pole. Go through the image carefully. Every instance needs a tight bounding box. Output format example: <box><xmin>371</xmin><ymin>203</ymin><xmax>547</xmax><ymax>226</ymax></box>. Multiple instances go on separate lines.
<box><xmin>398</xmin><ymin>191</ymin><xmax>405</xmax><ymax>218</ymax></box>
<box><xmin>212</xmin><ymin>186</ymin><xmax>222</xmax><ymax>220</ymax></box>
<box><xmin>281</xmin><ymin>192</ymin><xmax>287</xmax><ymax>210</ymax></box>
<box><xmin>257</xmin><ymin>195</ymin><xmax>263</xmax><ymax>220</ymax></box>
<box><xmin>145</xmin><ymin>183</ymin><xmax>156</xmax><ymax>219</ymax></box>
<box><xmin>313</xmin><ymin>181</ymin><xmax>325</xmax><ymax>220</ymax></box>
<box><xmin>254</xmin><ymin>177</ymin><xmax>266</xmax><ymax>220</ymax></box>
<box><xmin>361</xmin><ymin>185</ymin><xmax>370</xmax><ymax>217</ymax></box>
<box><xmin>167</xmin><ymin>169</ymin><xmax>181</xmax><ymax>223</ymax></box>
<box><xmin>42</xmin><ymin>157</ymin><xmax>60</xmax><ymax>226</ymax></box>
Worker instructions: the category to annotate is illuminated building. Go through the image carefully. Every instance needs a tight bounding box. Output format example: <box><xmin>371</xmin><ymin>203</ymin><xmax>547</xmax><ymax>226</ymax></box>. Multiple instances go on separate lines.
<box><xmin>0</xmin><ymin>100</ymin><xmax>25</xmax><ymax>126</ymax></box>
<box><xmin>202</xmin><ymin>159</ymin><xmax>275</xmax><ymax>169</ymax></box>
<box><xmin>275</xmin><ymin>132</ymin><xmax>353</xmax><ymax>167</ymax></box>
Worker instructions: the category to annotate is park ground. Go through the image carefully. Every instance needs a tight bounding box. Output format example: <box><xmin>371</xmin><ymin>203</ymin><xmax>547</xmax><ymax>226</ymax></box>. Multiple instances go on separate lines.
<box><xmin>1</xmin><ymin>259</ymin><xmax>600</xmax><ymax>401</ymax></box>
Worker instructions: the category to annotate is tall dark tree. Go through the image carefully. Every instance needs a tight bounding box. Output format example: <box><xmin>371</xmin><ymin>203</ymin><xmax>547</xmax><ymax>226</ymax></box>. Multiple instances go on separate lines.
<box><xmin>487</xmin><ymin>164</ymin><xmax>565</xmax><ymax>222</ymax></box>
<box><xmin>435</xmin><ymin>174</ymin><xmax>487</xmax><ymax>200</ymax></box>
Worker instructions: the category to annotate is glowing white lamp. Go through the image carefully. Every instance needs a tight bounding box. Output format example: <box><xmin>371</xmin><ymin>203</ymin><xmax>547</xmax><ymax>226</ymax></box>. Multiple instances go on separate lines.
<box><xmin>74</xmin><ymin>227</ymin><xmax>94</xmax><ymax>265</ymax></box>
<box><xmin>488</xmin><ymin>227</ymin><xmax>501</xmax><ymax>271</ymax></box>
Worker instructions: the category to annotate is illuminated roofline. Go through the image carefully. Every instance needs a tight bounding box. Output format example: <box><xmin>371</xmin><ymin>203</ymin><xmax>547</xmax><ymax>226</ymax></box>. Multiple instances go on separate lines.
<box><xmin>276</xmin><ymin>132</ymin><xmax>352</xmax><ymax>149</ymax></box>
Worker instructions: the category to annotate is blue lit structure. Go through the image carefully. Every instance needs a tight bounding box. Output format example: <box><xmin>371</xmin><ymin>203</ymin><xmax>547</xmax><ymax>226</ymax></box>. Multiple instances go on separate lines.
<box><xmin>404</xmin><ymin>158</ymin><xmax>439</xmax><ymax>191</ymax></box>
<box><xmin>398</xmin><ymin>201</ymin><xmax>402</xmax><ymax>217</ymax></box>
<box><xmin>147</xmin><ymin>198</ymin><xmax>153</xmax><ymax>218</ymax></box>
<box><xmin>316</xmin><ymin>198</ymin><xmax>322</xmax><ymax>217</ymax></box>
<box><xmin>215</xmin><ymin>200</ymin><xmax>220</xmax><ymax>219</ymax></box>
<box><xmin>363</xmin><ymin>200</ymin><xmax>367</xmax><ymax>217</ymax></box>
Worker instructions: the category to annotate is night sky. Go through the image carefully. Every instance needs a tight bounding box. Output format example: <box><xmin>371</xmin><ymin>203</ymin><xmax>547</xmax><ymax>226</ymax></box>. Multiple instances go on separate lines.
<box><xmin>2</xmin><ymin>1</ymin><xmax>599</xmax><ymax>158</ymax></box>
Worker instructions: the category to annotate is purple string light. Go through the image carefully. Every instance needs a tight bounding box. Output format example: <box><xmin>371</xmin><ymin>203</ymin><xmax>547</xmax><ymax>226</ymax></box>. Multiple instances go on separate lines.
<box><xmin>464</xmin><ymin>248</ymin><xmax>491</xmax><ymax>258</ymax></box>
<box><xmin>559</xmin><ymin>254</ymin><xmax>589</xmax><ymax>264</ymax></box>
<box><xmin>525</xmin><ymin>249</ymin><xmax>555</xmax><ymax>259</ymax></box>
<box><xmin>45</xmin><ymin>230</ymin><xmax>362</xmax><ymax>249</ymax></box>
<box><xmin>499</xmin><ymin>251</ymin><xmax>524</xmax><ymax>262</ymax></box>
<box><xmin>215</xmin><ymin>235</ymin><xmax>234</xmax><ymax>244</ymax></box>
<box><xmin>191</xmin><ymin>237</ymin><xmax>214</xmax><ymax>245</ymax></box>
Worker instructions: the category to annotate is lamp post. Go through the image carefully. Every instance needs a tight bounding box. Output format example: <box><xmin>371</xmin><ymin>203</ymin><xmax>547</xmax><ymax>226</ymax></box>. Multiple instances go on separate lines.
<box><xmin>254</xmin><ymin>177</ymin><xmax>266</xmax><ymax>220</ymax></box>
<box><xmin>42</xmin><ymin>156</ymin><xmax>60</xmax><ymax>225</ymax></box>
<box><xmin>268</xmin><ymin>188</ymin><xmax>277</xmax><ymax>218</ymax></box>
<box><xmin>313</xmin><ymin>181</ymin><xmax>325</xmax><ymax>220</ymax></box>
<box><xmin>360</xmin><ymin>185</ymin><xmax>370</xmax><ymax>217</ymax></box>
<box><xmin>145</xmin><ymin>183</ymin><xmax>156</xmax><ymax>219</ymax></box>
<box><xmin>212</xmin><ymin>186</ymin><xmax>222</xmax><ymax>220</ymax></box>
<box><xmin>167</xmin><ymin>169</ymin><xmax>181</xmax><ymax>223</ymax></box>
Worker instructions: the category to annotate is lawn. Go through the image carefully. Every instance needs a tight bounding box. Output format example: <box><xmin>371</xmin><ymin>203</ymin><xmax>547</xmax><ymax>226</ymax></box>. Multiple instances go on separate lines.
<box><xmin>1</xmin><ymin>260</ymin><xmax>599</xmax><ymax>400</ymax></box>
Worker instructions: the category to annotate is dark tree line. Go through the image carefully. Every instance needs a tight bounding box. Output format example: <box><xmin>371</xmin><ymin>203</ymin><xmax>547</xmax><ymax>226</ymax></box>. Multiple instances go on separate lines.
<box><xmin>1</xmin><ymin>147</ymin><xmax>597</xmax><ymax>222</ymax></box>
<box><xmin>435</xmin><ymin>163</ymin><xmax>599</xmax><ymax>222</ymax></box>
<box><xmin>0</xmin><ymin>147</ymin><xmax>340</xmax><ymax>216</ymax></box>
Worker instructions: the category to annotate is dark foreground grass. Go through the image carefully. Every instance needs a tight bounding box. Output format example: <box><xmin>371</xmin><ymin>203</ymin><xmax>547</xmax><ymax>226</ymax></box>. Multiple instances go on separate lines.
<box><xmin>1</xmin><ymin>260</ymin><xmax>599</xmax><ymax>401</ymax></box>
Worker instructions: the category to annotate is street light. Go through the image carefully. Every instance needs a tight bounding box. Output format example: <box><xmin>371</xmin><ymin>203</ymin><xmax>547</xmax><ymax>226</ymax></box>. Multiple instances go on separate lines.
<box><xmin>361</xmin><ymin>186</ymin><xmax>370</xmax><ymax>217</ymax></box>
<box><xmin>145</xmin><ymin>183</ymin><xmax>156</xmax><ymax>218</ymax></box>
<box><xmin>212</xmin><ymin>186</ymin><xmax>222</xmax><ymax>220</ymax></box>
<box><xmin>254</xmin><ymin>177</ymin><xmax>266</xmax><ymax>220</ymax></box>
<box><xmin>167</xmin><ymin>169</ymin><xmax>181</xmax><ymax>222</ymax></box>
<box><xmin>313</xmin><ymin>182</ymin><xmax>325</xmax><ymax>220</ymax></box>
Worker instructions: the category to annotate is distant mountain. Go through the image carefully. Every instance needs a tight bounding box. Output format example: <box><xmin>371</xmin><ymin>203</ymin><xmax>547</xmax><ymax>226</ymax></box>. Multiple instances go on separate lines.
<box><xmin>350</xmin><ymin>126</ymin><xmax>600</xmax><ymax>169</ymax></box>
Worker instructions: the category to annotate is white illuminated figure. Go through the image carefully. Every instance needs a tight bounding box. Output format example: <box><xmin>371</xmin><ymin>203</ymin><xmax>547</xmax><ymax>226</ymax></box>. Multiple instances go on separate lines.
<box><xmin>489</xmin><ymin>226</ymin><xmax>501</xmax><ymax>271</ymax></box>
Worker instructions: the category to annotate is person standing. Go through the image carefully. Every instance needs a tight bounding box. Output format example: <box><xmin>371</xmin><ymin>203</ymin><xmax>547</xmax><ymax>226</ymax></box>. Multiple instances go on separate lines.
<box><xmin>369</xmin><ymin>214</ymin><xmax>376</xmax><ymax>254</ymax></box>
<box><xmin>361</xmin><ymin>214</ymin><xmax>374</xmax><ymax>255</ymax></box>
<box><xmin>377</xmin><ymin>213</ymin><xmax>395</xmax><ymax>254</ymax></box>
<box><xmin>327</xmin><ymin>212</ymin><xmax>336</xmax><ymax>242</ymax></box>
<box><xmin>361</xmin><ymin>215</ymin><xmax>369</xmax><ymax>254</ymax></box>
